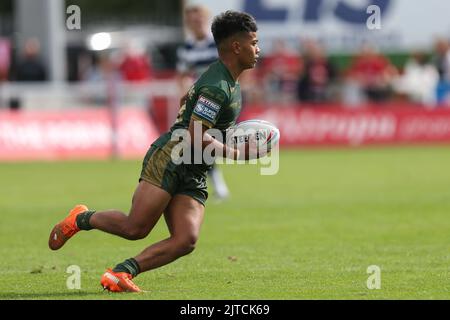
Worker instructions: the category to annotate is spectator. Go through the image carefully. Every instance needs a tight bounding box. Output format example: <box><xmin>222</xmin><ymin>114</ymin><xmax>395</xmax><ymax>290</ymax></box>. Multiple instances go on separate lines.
<box><xmin>431</xmin><ymin>38</ymin><xmax>450</xmax><ymax>105</ymax></box>
<box><xmin>297</xmin><ymin>40</ymin><xmax>336</xmax><ymax>104</ymax></box>
<box><xmin>261</xmin><ymin>39</ymin><xmax>302</xmax><ymax>104</ymax></box>
<box><xmin>118</xmin><ymin>41</ymin><xmax>152</xmax><ymax>82</ymax></box>
<box><xmin>346</xmin><ymin>44</ymin><xmax>397</xmax><ymax>103</ymax></box>
<box><xmin>239</xmin><ymin>67</ymin><xmax>264</xmax><ymax>105</ymax></box>
<box><xmin>394</xmin><ymin>52</ymin><xmax>439</xmax><ymax>107</ymax></box>
<box><xmin>81</xmin><ymin>53</ymin><xmax>121</xmax><ymax>105</ymax></box>
<box><xmin>14</xmin><ymin>38</ymin><xmax>47</xmax><ymax>82</ymax></box>
<box><xmin>82</xmin><ymin>53</ymin><xmax>119</xmax><ymax>82</ymax></box>
<box><xmin>0</xmin><ymin>38</ymin><xmax>11</xmax><ymax>82</ymax></box>
<box><xmin>176</xmin><ymin>3</ymin><xmax>217</xmax><ymax>94</ymax></box>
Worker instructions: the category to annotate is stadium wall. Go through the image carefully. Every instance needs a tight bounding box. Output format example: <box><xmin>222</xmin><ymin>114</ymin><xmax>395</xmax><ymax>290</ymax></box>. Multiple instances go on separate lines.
<box><xmin>0</xmin><ymin>108</ymin><xmax>159</xmax><ymax>161</ymax></box>
<box><xmin>1</xmin><ymin>105</ymin><xmax>450</xmax><ymax>161</ymax></box>
<box><xmin>240</xmin><ymin>105</ymin><xmax>450</xmax><ymax>147</ymax></box>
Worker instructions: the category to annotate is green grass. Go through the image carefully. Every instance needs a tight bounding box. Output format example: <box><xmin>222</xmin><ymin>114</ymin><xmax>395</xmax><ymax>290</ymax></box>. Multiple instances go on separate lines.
<box><xmin>0</xmin><ymin>146</ymin><xmax>449</xmax><ymax>300</ymax></box>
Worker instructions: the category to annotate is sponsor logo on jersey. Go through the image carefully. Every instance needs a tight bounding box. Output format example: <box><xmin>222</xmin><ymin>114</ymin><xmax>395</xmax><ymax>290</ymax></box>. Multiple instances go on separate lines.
<box><xmin>193</xmin><ymin>96</ymin><xmax>221</xmax><ymax>123</ymax></box>
<box><xmin>198</xmin><ymin>95</ymin><xmax>221</xmax><ymax>110</ymax></box>
<box><xmin>194</xmin><ymin>104</ymin><xmax>204</xmax><ymax>113</ymax></box>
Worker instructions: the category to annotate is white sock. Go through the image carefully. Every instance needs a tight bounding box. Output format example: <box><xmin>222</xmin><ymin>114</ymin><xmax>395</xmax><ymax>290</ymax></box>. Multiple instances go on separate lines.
<box><xmin>209</xmin><ymin>166</ymin><xmax>230</xmax><ymax>199</ymax></box>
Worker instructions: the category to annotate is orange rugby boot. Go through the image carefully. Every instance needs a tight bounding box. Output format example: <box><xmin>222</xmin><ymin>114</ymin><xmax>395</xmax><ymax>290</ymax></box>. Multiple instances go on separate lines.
<box><xmin>48</xmin><ymin>204</ymin><xmax>89</xmax><ymax>250</ymax></box>
<box><xmin>100</xmin><ymin>269</ymin><xmax>142</xmax><ymax>293</ymax></box>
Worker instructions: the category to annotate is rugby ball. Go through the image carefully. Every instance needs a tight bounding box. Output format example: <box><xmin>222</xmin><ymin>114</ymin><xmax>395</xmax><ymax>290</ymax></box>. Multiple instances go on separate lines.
<box><xmin>227</xmin><ymin>119</ymin><xmax>280</xmax><ymax>159</ymax></box>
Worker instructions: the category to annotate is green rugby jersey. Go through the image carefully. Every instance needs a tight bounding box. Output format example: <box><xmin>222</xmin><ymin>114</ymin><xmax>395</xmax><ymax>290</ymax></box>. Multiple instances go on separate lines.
<box><xmin>152</xmin><ymin>60</ymin><xmax>242</xmax><ymax>170</ymax></box>
<box><xmin>175</xmin><ymin>59</ymin><xmax>241</xmax><ymax>132</ymax></box>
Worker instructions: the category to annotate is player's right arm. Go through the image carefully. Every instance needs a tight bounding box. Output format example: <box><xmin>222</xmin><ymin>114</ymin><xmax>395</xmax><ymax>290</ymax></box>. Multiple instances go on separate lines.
<box><xmin>187</xmin><ymin>87</ymin><xmax>259</xmax><ymax>161</ymax></box>
<box><xmin>188</xmin><ymin>119</ymin><xmax>240</xmax><ymax>160</ymax></box>
<box><xmin>187</xmin><ymin>86</ymin><xmax>240</xmax><ymax>160</ymax></box>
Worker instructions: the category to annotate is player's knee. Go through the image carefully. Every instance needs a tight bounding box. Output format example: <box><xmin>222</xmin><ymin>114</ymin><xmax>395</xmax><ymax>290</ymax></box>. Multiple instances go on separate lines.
<box><xmin>173</xmin><ymin>236</ymin><xmax>197</xmax><ymax>256</ymax></box>
<box><xmin>179</xmin><ymin>242</ymin><xmax>196</xmax><ymax>256</ymax></box>
<box><xmin>122</xmin><ymin>225</ymin><xmax>149</xmax><ymax>240</ymax></box>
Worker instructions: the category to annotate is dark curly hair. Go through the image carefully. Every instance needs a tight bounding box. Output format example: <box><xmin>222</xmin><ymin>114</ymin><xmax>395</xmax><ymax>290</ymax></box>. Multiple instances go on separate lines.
<box><xmin>211</xmin><ymin>10</ymin><xmax>258</xmax><ymax>47</ymax></box>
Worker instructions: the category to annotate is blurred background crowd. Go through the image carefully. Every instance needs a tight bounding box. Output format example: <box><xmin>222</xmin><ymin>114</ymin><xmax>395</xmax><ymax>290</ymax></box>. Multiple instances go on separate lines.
<box><xmin>0</xmin><ymin>0</ymin><xmax>450</xmax><ymax>115</ymax></box>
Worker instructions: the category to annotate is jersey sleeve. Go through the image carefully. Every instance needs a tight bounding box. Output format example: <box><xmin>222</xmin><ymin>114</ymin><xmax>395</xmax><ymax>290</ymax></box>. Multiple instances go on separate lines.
<box><xmin>191</xmin><ymin>86</ymin><xmax>229</xmax><ymax>128</ymax></box>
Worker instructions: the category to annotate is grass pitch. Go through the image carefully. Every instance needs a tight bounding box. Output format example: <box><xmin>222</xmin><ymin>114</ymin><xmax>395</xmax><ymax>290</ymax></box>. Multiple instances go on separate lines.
<box><xmin>0</xmin><ymin>146</ymin><xmax>449</xmax><ymax>300</ymax></box>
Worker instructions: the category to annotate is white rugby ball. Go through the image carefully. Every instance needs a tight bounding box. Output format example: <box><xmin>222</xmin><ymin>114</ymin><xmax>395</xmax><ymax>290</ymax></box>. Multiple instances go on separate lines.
<box><xmin>227</xmin><ymin>119</ymin><xmax>280</xmax><ymax>158</ymax></box>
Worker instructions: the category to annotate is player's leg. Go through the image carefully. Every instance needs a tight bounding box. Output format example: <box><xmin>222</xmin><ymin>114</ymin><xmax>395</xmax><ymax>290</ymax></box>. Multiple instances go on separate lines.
<box><xmin>100</xmin><ymin>194</ymin><xmax>204</xmax><ymax>292</ymax></box>
<box><xmin>133</xmin><ymin>194</ymin><xmax>205</xmax><ymax>272</ymax></box>
<box><xmin>49</xmin><ymin>144</ymin><xmax>178</xmax><ymax>250</ymax></box>
<box><xmin>208</xmin><ymin>164</ymin><xmax>230</xmax><ymax>200</ymax></box>
<box><xmin>48</xmin><ymin>180</ymin><xmax>171</xmax><ymax>250</ymax></box>
<box><xmin>97</xmin><ymin>182</ymin><xmax>173</xmax><ymax>293</ymax></box>
<box><xmin>88</xmin><ymin>181</ymin><xmax>171</xmax><ymax>240</ymax></box>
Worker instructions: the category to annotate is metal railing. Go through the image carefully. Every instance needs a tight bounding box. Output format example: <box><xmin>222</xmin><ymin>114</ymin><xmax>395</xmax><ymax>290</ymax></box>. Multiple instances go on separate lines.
<box><xmin>0</xmin><ymin>79</ymin><xmax>181</xmax><ymax>129</ymax></box>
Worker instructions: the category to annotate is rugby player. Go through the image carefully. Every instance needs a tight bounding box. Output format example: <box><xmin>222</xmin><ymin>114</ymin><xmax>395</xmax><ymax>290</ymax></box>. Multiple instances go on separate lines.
<box><xmin>48</xmin><ymin>10</ymin><xmax>260</xmax><ymax>292</ymax></box>
<box><xmin>177</xmin><ymin>3</ymin><xmax>231</xmax><ymax>201</ymax></box>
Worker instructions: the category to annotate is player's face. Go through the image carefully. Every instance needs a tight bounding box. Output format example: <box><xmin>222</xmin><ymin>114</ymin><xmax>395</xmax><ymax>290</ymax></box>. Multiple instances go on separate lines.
<box><xmin>238</xmin><ymin>32</ymin><xmax>260</xmax><ymax>69</ymax></box>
